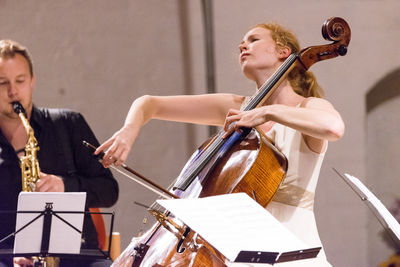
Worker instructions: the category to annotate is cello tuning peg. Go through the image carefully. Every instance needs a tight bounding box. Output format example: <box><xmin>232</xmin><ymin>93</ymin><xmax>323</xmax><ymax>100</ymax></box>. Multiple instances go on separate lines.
<box><xmin>337</xmin><ymin>45</ymin><xmax>348</xmax><ymax>56</ymax></box>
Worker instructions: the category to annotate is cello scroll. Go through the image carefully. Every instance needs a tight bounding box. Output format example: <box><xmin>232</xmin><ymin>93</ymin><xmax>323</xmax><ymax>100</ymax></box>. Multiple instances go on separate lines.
<box><xmin>298</xmin><ymin>17</ymin><xmax>351</xmax><ymax>70</ymax></box>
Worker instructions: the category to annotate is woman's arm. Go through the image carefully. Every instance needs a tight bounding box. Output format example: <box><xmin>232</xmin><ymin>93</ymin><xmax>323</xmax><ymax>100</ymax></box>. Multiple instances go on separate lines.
<box><xmin>224</xmin><ymin>97</ymin><xmax>344</xmax><ymax>153</ymax></box>
<box><xmin>96</xmin><ymin>93</ymin><xmax>245</xmax><ymax>166</ymax></box>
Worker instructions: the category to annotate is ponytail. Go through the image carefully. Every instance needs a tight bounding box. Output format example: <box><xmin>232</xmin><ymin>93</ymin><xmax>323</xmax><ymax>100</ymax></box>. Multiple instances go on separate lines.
<box><xmin>288</xmin><ymin>67</ymin><xmax>324</xmax><ymax>98</ymax></box>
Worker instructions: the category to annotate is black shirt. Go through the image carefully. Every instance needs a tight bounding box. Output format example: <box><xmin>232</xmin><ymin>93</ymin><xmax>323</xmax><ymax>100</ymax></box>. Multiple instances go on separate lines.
<box><xmin>0</xmin><ymin>106</ymin><xmax>119</xmax><ymax>250</ymax></box>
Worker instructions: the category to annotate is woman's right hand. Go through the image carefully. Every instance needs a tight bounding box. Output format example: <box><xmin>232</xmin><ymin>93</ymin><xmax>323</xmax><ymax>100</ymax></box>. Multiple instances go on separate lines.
<box><xmin>95</xmin><ymin>125</ymin><xmax>137</xmax><ymax>168</ymax></box>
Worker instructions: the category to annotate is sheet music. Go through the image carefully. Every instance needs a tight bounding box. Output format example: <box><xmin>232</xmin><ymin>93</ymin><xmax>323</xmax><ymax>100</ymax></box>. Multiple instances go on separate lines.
<box><xmin>343</xmin><ymin>173</ymin><xmax>400</xmax><ymax>242</ymax></box>
<box><xmin>157</xmin><ymin>193</ymin><xmax>315</xmax><ymax>262</ymax></box>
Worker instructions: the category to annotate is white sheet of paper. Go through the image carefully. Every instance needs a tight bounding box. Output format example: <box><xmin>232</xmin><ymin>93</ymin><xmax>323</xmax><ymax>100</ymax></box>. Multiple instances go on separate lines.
<box><xmin>157</xmin><ymin>193</ymin><xmax>312</xmax><ymax>262</ymax></box>
<box><xmin>14</xmin><ymin>192</ymin><xmax>86</xmax><ymax>255</ymax></box>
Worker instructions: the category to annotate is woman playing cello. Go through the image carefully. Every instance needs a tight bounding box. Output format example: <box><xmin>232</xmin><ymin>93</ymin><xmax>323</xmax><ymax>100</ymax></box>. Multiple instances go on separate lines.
<box><xmin>97</xmin><ymin>22</ymin><xmax>345</xmax><ymax>266</ymax></box>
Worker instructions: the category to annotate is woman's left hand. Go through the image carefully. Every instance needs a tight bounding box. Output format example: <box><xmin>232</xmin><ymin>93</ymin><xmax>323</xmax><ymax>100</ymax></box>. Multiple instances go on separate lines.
<box><xmin>223</xmin><ymin>107</ymin><xmax>270</xmax><ymax>138</ymax></box>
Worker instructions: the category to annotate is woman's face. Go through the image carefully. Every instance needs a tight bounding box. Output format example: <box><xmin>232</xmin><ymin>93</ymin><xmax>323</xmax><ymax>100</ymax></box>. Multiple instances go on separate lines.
<box><xmin>239</xmin><ymin>27</ymin><xmax>285</xmax><ymax>81</ymax></box>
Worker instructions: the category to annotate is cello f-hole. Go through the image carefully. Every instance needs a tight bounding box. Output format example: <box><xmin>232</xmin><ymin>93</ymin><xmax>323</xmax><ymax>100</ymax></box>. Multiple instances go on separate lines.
<box><xmin>176</xmin><ymin>227</ymin><xmax>191</xmax><ymax>253</ymax></box>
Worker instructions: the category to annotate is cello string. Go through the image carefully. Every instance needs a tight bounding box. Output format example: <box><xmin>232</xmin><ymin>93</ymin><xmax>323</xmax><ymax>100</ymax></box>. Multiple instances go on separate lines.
<box><xmin>176</xmin><ymin>134</ymin><xmax>225</xmax><ymax>189</ymax></box>
<box><xmin>179</xmin><ymin>132</ymin><xmax>223</xmax><ymax>178</ymax></box>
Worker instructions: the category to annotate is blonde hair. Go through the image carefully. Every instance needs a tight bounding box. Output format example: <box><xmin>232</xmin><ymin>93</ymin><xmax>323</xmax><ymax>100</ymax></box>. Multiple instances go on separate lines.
<box><xmin>254</xmin><ymin>23</ymin><xmax>324</xmax><ymax>98</ymax></box>
<box><xmin>0</xmin><ymin>39</ymin><xmax>34</xmax><ymax>76</ymax></box>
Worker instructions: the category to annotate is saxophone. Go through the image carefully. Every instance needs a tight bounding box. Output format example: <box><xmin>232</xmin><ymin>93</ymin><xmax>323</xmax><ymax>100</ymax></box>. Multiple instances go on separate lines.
<box><xmin>12</xmin><ymin>102</ymin><xmax>40</xmax><ymax>192</ymax></box>
<box><xmin>12</xmin><ymin>102</ymin><xmax>60</xmax><ymax>267</ymax></box>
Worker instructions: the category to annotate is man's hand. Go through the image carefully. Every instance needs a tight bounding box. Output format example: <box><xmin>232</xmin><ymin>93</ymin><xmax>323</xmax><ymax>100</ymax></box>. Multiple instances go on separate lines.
<box><xmin>13</xmin><ymin>257</ymin><xmax>34</xmax><ymax>267</ymax></box>
<box><xmin>36</xmin><ymin>172</ymin><xmax>65</xmax><ymax>192</ymax></box>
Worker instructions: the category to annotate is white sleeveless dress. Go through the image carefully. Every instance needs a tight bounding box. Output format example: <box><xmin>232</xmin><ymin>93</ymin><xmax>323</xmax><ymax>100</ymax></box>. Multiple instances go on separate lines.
<box><xmin>226</xmin><ymin>122</ymin><xmax>332</xmax><ymax>267</ymax></box>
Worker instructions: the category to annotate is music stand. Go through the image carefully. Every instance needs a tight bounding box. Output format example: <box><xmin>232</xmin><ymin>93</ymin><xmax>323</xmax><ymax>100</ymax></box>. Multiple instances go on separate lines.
<box><xmin>13</xmin><ymin>192</ymin><xmax>86</xmax><ymax>256</ymax></box>
<box><xmin>333</xmin><ymin>168</ymin><xmax>400</xmax><ymax>250</ymax></box>
<box><xmin>0</xmin><ymin>192</ymin><xmax>115</xmax><ymax>261</ymax></box>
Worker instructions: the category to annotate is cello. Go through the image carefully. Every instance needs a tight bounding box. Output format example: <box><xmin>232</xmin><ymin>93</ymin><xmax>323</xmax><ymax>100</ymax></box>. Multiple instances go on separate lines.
<box><xmin>111</xmin><ymin>17</ymin><xmax>351</xmax><ymax>267</ymax></box>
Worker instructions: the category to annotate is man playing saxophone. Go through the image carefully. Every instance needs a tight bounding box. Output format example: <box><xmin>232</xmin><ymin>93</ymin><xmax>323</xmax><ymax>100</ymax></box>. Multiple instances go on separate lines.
<box><xmin>0</xmin><ymin>40</ymin><xmax>119</xmax><ymax>266</ymax></box>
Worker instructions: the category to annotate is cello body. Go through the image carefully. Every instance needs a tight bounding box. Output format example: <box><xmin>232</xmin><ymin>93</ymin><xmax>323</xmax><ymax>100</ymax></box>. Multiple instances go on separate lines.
<box><xmin>113</xmin><ymin>128</ymin><xmax>288</xmax><ymax>267</ymax></box>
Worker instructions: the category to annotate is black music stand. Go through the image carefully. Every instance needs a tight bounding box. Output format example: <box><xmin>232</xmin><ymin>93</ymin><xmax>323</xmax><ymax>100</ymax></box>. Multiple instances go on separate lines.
<box><xmin>0</xmin><ymin>192</ymin><xmax>115</xmax><ymax>261</ymax></box>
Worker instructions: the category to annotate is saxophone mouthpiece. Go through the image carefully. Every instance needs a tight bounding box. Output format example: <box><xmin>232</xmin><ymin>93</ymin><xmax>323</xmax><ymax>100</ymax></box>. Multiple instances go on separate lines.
<box><xmin>12</xmin><ymin>101</ymin><xmax>25</xmax><ymax>115</ymax></box>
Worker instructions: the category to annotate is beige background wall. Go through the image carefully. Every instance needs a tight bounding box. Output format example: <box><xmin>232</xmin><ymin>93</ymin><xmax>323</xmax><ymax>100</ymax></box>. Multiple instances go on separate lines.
<box><xmin>1</xmin><ymin>1</ymin><xmax>400</xmax><ymax>266</ymax></box>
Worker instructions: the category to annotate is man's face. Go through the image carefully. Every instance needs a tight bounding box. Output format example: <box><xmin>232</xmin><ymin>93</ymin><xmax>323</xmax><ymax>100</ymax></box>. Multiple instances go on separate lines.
<box><xmin>0</xmin><ymin>53</ymin><xmax>35</xmax><ymax>120</ymax></box>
